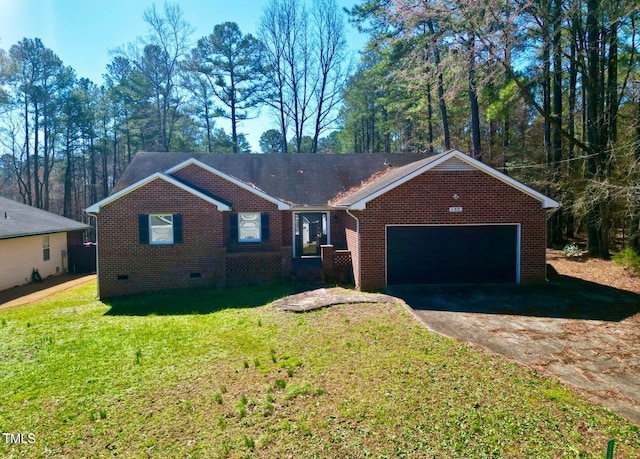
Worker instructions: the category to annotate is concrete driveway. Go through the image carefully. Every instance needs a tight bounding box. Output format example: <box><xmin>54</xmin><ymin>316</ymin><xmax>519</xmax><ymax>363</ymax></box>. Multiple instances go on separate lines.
<box><xmin>387</xmin><ymin>278</ymin><xmax>640</xmax><ymax>425</ymax></box>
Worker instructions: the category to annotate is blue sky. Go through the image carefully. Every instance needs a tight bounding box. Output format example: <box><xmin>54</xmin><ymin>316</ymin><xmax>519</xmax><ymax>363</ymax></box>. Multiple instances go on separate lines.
<box><xmin>0</xmin><ymin>0</ymin><xmax>367</xmax><ymax>151</ymax></box>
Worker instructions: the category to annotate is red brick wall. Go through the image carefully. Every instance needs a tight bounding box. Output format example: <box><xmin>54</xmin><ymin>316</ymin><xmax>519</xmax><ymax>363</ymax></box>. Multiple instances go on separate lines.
<box><xmin>356</xmin><ymin>170</ymin><xmax>548</xmax><ymax>290</ymax></box>
<box><xmin>172</xmin><ymin>165</ymin><xmax>283</xmax><ymax>252</ymax></box>
<box><xmin>96</xmin><ymin>165</ymin><xmax>292</xmax><ymax>297</ymax></box>
<box><xmin>329</xmin><ymin>210</ymin><xmax>348</xmax><ymax>249</ymax></box>
<box><xmin>343</xmin><ymin>210</ymin><xmax>361</xmax><ymax>288</ymax></box>
<box><xmin>97</xmin><ymin>178</ymin><xmax>226</xmax><ymax>297</ymax></box>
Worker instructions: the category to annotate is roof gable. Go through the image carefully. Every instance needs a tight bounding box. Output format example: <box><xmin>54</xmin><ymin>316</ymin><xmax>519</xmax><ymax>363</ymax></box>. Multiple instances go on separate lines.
<box><xmin>335</xmin><ymin>150</ymin><xmax>560</xmax><ymax>209</ymax></box>
<box><xmin>0</xmin><ymin>196</ymin><xmax>89</xmax><ymax>240</ymax></box>
<box><xmin>165</xmin><ymin>158</ymin><xmax>291</xmax><ymax>210</ymax></box>
<box><xmin>85</xmin><ymin>173</ymin><xmax>232</xmax><ymax>214</ymax></box>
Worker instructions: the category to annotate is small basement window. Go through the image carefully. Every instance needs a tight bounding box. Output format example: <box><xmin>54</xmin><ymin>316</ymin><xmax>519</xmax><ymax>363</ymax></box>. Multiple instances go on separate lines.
<box><xmin>149</xmin><ymin>214</ymin><xmax>174</xmax><ymax>245</ymax></box>
<box><xmin>238</xmin><ymin>212</ymin><xmax>261</xmax><ymax>242</ymax></box>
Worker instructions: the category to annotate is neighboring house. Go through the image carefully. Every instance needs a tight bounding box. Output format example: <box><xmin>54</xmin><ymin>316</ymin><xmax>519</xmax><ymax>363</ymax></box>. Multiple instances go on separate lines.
<box><xmin>86</xmin><ymin>149</ymin><xmax>560</xmax><ymax>298</ymax></box>
<box><xmin>0</xmin><ymin>196</ymin><xmax>91</xmax><ymax>292</ymax></box>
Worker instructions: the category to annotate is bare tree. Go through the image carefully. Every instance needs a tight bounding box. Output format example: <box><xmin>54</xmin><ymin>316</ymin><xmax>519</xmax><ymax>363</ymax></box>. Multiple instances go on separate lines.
<box><xmin>310</xmin><ymin>0</ymin><xmax>351</xmax><ymax>153</ymax></box>
<box><xmin>118</xmin><ymin>2</ymin><xmax>194</xmax><ymax>151</ymax></box>
<box><xmin>259</xmin><ymin>0</ymin><xmax>350</xmax><ymax>153</ymax></box>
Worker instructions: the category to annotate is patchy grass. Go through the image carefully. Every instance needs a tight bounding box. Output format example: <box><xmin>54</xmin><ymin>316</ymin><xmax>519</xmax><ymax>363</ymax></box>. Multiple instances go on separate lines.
<box><xmin>613</xmin><ymin>246</ymin><xmax>640</xmax><ymax>276</ymax></box>
<box><xmin>0</xmin><ymin>282</ymin><xmax>638</xmax><ymax>458</ymax></box>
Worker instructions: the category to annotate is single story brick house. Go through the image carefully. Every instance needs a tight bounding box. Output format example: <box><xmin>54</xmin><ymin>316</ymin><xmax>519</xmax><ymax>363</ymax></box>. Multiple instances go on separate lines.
<box><xmin>0</xmin><ymin>196</ymin><xmax>90</xmax><ymax>292</ymax></box>
<box><xmin>86</xmin><ymin>149</ymin><xmax>559</xmax><ymax>298</ymax></box>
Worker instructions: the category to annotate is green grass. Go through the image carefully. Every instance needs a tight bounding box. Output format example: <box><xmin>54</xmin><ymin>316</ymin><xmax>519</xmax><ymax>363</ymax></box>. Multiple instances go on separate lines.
<box><xmin>0</xmin><ymin>281</ymin><xmax>638</xmax><ymax>458</ymax></box>
<box><xmin>613</xmin><ymin>246</ymin><xmax>640</xmax><ymax>275</ymax></box>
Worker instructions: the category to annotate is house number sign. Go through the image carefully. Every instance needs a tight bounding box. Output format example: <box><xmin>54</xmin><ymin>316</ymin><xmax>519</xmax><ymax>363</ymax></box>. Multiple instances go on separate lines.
<box><xmin>449</xmin><ymin>206</ymin><xmax>463</xmax><ymax>213</ymax></box>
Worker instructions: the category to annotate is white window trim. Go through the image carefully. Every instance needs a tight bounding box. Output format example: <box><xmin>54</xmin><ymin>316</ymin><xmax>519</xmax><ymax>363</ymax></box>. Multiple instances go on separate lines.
<box><xmin>149</xmin><ymin>214</ymin><xmax>174</xmax><ymax>245</ymax></box>
<box><xmin>238</xmin><ymin>212</ymin><xmax>262</xmax><ymax>243</ymax></box>
<box><xmin>43</xmin><ymin>235</ymin><xmax>51</xmax><ymax>261</ymax></box>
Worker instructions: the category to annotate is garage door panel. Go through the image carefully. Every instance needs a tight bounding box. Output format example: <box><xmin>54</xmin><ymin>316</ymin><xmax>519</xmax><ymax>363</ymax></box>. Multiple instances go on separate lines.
<box><xmin>387</xmin><ymin>225</ymin><xmax>518</xmax><ymax>285</ymax></box>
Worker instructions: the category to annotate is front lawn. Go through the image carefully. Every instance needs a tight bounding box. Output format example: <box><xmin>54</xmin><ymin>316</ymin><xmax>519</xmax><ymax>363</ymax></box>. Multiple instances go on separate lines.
<box><xmin>0</xmin><ymin>281</ymin><xmax>638</xmax><ymax>458</ymax></box>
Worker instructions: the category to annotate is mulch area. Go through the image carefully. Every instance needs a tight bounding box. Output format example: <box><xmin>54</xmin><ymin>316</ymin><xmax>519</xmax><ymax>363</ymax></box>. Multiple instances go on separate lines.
<box><xmin>547</xmin><ymin>249</ymin><xmax>640</xmax><ymax>295</ymax></box>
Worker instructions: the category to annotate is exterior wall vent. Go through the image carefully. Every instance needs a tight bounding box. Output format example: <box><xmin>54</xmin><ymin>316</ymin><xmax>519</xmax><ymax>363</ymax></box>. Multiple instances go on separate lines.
<box><xmin>432</xmin><ymin>157</ymin><xmax>476</xmax><ymax>171</ymax></box>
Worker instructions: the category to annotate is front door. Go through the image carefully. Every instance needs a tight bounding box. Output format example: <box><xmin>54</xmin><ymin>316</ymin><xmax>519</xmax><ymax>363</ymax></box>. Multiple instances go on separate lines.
<box><xmin>295</xmin><ymin>213</ymin><xmax>328</xmax><ymax>257</ymax></box>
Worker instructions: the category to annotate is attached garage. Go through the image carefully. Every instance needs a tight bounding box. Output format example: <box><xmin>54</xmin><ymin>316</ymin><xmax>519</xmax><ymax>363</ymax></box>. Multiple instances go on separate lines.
<box><xmin>386</xmin><ymin>224</ymin><xmax>519</xmax><ymax>285</ymax></box>
<box><xmin>334</xmin><ymin>150</ymin><xmax>560</xmax><ymax>291</ymax></box>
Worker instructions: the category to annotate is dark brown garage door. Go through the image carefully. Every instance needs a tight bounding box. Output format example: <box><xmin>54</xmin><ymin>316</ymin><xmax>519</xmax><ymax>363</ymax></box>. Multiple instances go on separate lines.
<box><xmin>386</xmin><ymin>225</ymin><xmax>518</xmax><ymax>285</ymax></box>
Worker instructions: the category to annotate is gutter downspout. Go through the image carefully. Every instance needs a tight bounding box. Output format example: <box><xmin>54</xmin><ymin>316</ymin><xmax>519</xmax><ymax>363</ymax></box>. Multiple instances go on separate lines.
<box><xmin>86</xmin><ymin>212</ymin><xmax>99</xmax><ymax>297</ymax></box>
<box><xmin>345</xmin><ymin>208</ymin><xmax>361</xmax><ymax>290</ymax></box>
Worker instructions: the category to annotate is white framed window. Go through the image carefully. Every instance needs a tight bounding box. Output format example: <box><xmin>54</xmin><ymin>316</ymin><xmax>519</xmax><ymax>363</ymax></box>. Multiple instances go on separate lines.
<box><xmin>43</xmin><ymin>235</ymin><xmax>50</xmax><ymax>261</ymax></box>
<box><xmin>149</xmin><ymin>214</ymin><xmax>174</xmax><ymax>245</ymax></box>
<box><xmin>238</xmin><ymin>212</ymin><xmax>261</xmax><ymax>242</ymax></box>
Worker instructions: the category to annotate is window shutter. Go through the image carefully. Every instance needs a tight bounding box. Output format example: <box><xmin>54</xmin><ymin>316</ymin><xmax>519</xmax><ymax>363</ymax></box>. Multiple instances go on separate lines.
<box><xmin>173</xmin><ymin>213</ymin><xmax>183</xmax><ymax>244</ymax></box>
<box><xmin>229</xmin><ymin>213</ymin><xmax>239</xmax><ymax>242</ymax></box>
<box><xmin>261</xmin><ymin>212</ymin><xmax>270</xmax><ymax>242</ymax></box>
<box><xmin>138</xmin><ymin>214</ymin><xmax>149</xmax><ymax>244</ymax></box>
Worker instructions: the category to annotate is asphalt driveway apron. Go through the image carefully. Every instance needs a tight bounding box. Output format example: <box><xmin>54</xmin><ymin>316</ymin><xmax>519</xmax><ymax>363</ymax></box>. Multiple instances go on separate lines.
<box><xmin>387</xmin><ymin>279</ymin><xmax>640</xmax><ymax>425</ymax></box>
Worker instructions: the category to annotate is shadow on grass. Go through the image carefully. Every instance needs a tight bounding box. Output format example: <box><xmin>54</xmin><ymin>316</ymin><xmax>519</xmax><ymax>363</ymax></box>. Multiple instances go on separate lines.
<box><xmin>103</xmin><ymin>283</ymin><xmax>292</xmax><ymax>316</ymax></box>
<box><xmin>387</xmin><ymin>272</ymin><xmax>640</xmax><ymax>322</ymax></box>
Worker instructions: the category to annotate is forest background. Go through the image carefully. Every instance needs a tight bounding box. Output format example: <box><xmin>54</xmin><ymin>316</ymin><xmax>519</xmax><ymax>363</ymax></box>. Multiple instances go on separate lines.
<box><xmin>0</xmin><ymin>0</ymin><xmax>638</xmax><ymax>258</ymax></box>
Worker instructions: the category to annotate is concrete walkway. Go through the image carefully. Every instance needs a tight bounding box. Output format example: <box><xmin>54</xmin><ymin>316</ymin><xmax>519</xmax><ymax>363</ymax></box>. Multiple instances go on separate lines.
<box><xmin>0</xmin><ymin>274</ymin><xmax>96</xmax><ymax>311</ymax></box>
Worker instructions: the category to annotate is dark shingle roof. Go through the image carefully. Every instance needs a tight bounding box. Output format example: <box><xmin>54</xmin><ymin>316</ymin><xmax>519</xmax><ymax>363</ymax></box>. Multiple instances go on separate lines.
<box><xmin>0</xmin><ymin>197</ymin><xmax>90</xmax><ymax>240</ymax></box>
<box><xmin>113</xmin><ymin>152</ymin><xmax>429</xmax><ymax>207</ymax></box>
<box><xmin>332</xmin><ymin>153</ymin><xmax>448</xmax><ymax>206</ymax></box>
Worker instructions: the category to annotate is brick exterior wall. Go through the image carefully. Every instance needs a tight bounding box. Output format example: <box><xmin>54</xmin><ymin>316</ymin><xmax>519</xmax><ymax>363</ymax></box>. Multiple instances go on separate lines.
<box><xmin>96</xmin><ymin>166</ymin><xmax>291</xmax><ymax>298</ymax></box>
<box><xmin>95</xmin><ymin>161</ymin><xmax>549</xmax><ymax>297</ymax></box>
<box><xmin>354</xmin><ymin>170</ymin><xmax>548</xmax><ymax>291</ymax></box>
<box><xmin>343</xmin><ymin>211</ymin><xmax>361</xmax><ymax>288</ymax></box>
<box><xmin>329</xmin><ymin>210</ymin><xmax>348</xmax><ymax>249</ymax></box>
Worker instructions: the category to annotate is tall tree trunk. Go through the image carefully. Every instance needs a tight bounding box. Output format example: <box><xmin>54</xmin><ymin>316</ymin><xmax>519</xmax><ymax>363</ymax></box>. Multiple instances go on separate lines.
<box><xmin>34</xmin><ymin>102</ymin><xmax>41</xmax><ymax>208</ymax></box>
<box><xmin>585</xmin><ymin>0</ymin><xmax>607</xmax><ymax>257</ymax></box>
<box><xmin>23</xmin><ymin>96</ymin><xmax>32</xmax><ymax>206</ymax></box>
<box><xmin>549</xmin><ymin>0</ymin><xmax>564</xmax><ymax>246</ymax></box>
<box><xmin>63</xmin><ymin>129</ymin><xmax>73</xmax><ymax>218</ymax></box>
<box><xmin>427</xmin><ymin>19</ymin><xmax>450</xmax><ymax>150</ymax></box>
<box><xmin>468</xmin><ymin>33</ymin><xmax>481</xmax><ymax>160</ymax></box>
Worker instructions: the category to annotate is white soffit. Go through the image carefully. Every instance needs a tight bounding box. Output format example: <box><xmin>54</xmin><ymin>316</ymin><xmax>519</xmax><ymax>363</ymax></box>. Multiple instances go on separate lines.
<box><xmin>85</xmin><ymin>173</ymin><xmax>231</xmax><ymax>213</ymax></box>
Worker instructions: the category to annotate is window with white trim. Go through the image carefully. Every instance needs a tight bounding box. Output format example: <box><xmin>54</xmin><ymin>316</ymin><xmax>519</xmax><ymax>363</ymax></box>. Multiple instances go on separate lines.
<box><xmin>238</xmin><ymin>212</ymin><xmax>261</xmax><ymax>242</ymax></box>
<box><xmin>43</xmin><ymin>235</ymin><xmax>50</xmax><ymax>261</ymax></box>
<box><xmin>149</xmin><ymin>214</ymin><xmax>174</xmax><ymax>244</ymax></box>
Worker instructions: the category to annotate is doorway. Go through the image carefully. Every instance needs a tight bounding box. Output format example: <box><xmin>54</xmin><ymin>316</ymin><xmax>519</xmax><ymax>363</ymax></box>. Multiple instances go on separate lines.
<box><xmin>294</xmin><ymin>212</ymin><xmax>328</xmax><ymax>257</ymax></box>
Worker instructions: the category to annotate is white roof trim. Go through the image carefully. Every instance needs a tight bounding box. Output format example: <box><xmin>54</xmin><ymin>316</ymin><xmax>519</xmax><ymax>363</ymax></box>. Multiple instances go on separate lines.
<box><xmin>85</xmin><ymin>172</ymin><xmax>231</xmax><ymax>214</ymax></box>
<box><xmin>165</xmin><ymin>158</ymin><xmax>292</xmax><ymax>210</ymax></box>
<box><xmin>348</xmin><ymin>149</ymin><xmax>560</xmax><ymax>210</ymax></box>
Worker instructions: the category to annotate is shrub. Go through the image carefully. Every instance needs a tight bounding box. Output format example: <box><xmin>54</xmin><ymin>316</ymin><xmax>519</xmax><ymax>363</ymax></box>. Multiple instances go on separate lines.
<box><xmin>562</xmin><ymin>243</ymin><xmax>585</xmax><ymax>258</ymax></box>
<box><xmin>613</xmin><ymin>247</ymin><xmax>640</xmax><ymax>275</ymax></box>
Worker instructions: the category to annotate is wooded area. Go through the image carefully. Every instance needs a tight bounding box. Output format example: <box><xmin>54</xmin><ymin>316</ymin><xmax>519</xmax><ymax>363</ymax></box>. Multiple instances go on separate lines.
<box><xmin>0</xmin><ymin>0</ymin><xmax>638</xmax><ymax>257</ymax></box>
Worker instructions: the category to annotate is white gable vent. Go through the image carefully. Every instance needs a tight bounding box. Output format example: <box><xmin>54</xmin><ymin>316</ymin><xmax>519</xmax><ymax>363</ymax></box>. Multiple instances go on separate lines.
<box><xmin>432</xmin><ymin>157</ymin><xmax>476</xmax><ymax>171</ymax></box>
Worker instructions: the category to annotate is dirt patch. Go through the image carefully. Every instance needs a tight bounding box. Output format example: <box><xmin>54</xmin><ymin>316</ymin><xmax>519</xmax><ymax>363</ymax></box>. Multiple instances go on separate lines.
<box><xmin>547</xmin><ymin>249</ymin><xmax>640</xmax><ymax>294</ymax></box>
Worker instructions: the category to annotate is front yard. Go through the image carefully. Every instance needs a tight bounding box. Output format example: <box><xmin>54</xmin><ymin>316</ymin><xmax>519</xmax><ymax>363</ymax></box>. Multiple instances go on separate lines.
<box><xmin>0</xmin><ymin>281</ymin><xmax>638</xmax><ymax>458</ymax></box>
